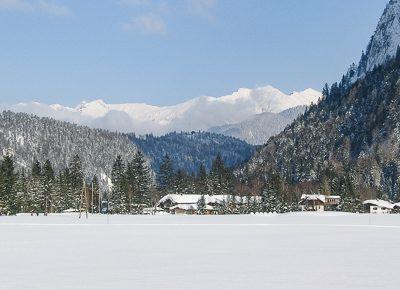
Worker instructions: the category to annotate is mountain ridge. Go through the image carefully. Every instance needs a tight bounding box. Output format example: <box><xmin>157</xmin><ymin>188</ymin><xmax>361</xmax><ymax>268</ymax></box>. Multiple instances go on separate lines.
<box><xmin>7</xmin><ymin>85</ymin><xmax>321</xmax><ymax>135</ymax></box>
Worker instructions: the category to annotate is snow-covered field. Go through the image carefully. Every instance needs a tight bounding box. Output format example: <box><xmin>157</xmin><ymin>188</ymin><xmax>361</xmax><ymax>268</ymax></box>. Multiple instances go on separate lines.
<box><xmin>1</xmin><ymin>213</ymin><xmax>400</xmax><ymax>290</ymax></box>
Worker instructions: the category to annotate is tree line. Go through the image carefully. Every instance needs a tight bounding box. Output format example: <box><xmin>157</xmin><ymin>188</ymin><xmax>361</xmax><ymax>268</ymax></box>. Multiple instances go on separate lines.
<box><xmin>0</xmin><ymin>151</ymin><xmax>247</xmax><ymax>215</ymax></box>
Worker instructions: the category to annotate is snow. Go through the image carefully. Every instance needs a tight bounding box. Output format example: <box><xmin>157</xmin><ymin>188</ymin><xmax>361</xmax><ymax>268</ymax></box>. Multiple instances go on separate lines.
<box><xmin>301</xmin><ymin>194</ymin><xmax>326</xmax><ymax>202</ymax></box>
<box><xmin>157</xmin><ymin>194</ymin><xmax>261</xmax><ymax>208</ymax></box>
<box><xmin>365</xmin><ymin>0</ymin><xmax>400</xmax><ymax>72</ymax></box>
<box><xmin>349</xmin><ymin>0</ymin><xmax>400</xmax><ymax>82</ymax></box>
<box><xmin>1</xmin><ymin>213</ymin><xmax>400</xmax><ymax>290</ymax></box>
<box><xmin>363</xmin><ymin>199</ymin><xmax>395</xmax><ymax>209</ymax></box>
<box><xmin>8</xmin><ymin>86</ymin><xmax>321</xmax><ymax>135</ymax></box>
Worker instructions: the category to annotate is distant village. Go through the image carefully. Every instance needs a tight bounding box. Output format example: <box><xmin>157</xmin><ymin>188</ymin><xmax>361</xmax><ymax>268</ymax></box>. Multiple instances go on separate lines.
<box><xmin>148</xmin><ymin>194</ymin><xmax>400</xmax><ymax>215</ymax></box>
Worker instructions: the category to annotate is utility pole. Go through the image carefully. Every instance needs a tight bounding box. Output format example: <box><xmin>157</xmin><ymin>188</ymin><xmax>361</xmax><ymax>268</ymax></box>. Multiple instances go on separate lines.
<box><xmin>98</xmin><ymin>185</ymin><xmax>102</xmax><ymax>214</ymax></box>
<box><xmin>91</xmin><ymin>180</ymin><xmax>94</xmax><ymax>214</ymax></box>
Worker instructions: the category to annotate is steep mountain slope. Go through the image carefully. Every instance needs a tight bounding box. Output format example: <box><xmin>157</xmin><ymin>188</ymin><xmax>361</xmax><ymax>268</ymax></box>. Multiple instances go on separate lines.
<box><xmin>8</xmin><ymin>86</ymin><xmax>320</xmax><ymax>135</ymax></box>
<box><xmin>244</xmin><ymin>48</ymin><xmax>400</xmax><ymax>200</ymax></box>
<box><xmin>209</xmin><ymin>106</ymin><xmax>307</xmax><ymax>145</ymax></box>
<box><xmin>0</xmin><ymin>111</ymin><xmax>139</xmax><ymax>185</ymax></box>
<box><xmin>128</xmin><ymin>132</ymin><xmax>255</xmax><ymax>174</ymax></box>
<box><xmin>348</xmin><ymin>0</ymin><xmax>400</xmax><ymax>81</ymax></box>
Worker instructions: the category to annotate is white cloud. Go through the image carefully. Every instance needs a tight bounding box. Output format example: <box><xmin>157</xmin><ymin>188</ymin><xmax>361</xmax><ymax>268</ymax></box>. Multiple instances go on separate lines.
<box><xmin>0</xmin><ymin>0</ymin><xmax>71</xmax><ymax>16</ymax></box>
<box><xmin>122</xmin><ymin>13</ymin><xmax>166</xmax><ymax>35</ymax></box>
<box><xmin>0</xmin><ymin>0</ymin><xmax>33</xmax><ymax>12</ymax></box>
<box><xmin>38</xmin><ymin>0</ymin><xmax>71</xmax><ymax>16</ymax></box>
<box><xmin>186</xmin><ymin>0</ymin><xmax>217</xmax><ymax>19</ymax></box>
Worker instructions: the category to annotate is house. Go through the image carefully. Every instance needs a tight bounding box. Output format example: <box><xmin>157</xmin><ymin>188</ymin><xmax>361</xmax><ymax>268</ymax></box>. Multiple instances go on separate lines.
<box><xmin>363</xmin><ymin>199</ymin><xmax>394</xmax><ymax>214</ymax></box>
<box><xmin>142</xmin><ymin>206</ymin><xmax>164</xmax><ymax>215</ymax></box>
<box><xmin>299</xmin><ymin>194</ymin><xmax>341</xmax><ymax>212</ymax></box>
<box><xmin>157</xmin><ymin>194</ymin><xmax>261</xmax><ymax>215</ymax></box>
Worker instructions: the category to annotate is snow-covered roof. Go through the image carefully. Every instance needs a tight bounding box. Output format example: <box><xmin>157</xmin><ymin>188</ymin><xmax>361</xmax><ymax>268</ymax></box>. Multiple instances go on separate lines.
<box><xmin>158</xmin><ymin>194</ymin><xmax>205</xmax><ymax>205</ymax></box>
<box><xmin>62</xmin><ymin>208</ymin><xmax>79</xmax><ymax>213</ymax></box>
<box><xmin>169</xmin><ymin>204</ymin><xmax>215</xmax><ymax>211</ymax></box>
<box><xmin>393</xmin><ymin>202</ymin><xmax>400</xmax><ymax>208</ymax></box>
<box><xmin>362</xmin><ymin>199</ymin><xmax>394</xmax><ymax>209</ymax></box>
<box><xmin>326</xmin><ymin>195</ymin><xmax>341</xmax><ymax>199</ymax></box>
<box><xmin>300</xmin><ymin>194</ymin><xmax>326</xmax><ymax>203</ymax></box>
<box><xmin>300</xmin><ymin>194</ymin><xmax>341</xmax><ymax>204</ymax></box>
<box><xmin>157</xmin><ymin>194</ymin><xmax>261</xmax><ymax>207</ymax></box>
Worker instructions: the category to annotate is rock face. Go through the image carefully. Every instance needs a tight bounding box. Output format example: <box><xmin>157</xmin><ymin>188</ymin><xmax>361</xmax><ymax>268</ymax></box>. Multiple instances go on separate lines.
<box><xmin>349</xmin><ymin>0</ymin><xmax>400</xmax><ymax>81</ymax></box>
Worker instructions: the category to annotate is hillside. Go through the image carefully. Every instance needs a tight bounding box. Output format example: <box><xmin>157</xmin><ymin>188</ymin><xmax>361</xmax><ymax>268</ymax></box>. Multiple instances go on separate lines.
<box><xmin>0</xmin><ymin>111</ymin><xmax>139</xmax><ymax>186</ymax></box>
<box><xmin>243</xmin><ymin>53</ymin><xmax>400</xmax><ymax>201</ymax></box>
<box><xmin>128</xmin><ymin>132</ymin><xmax>255</xmax><ymax>174</ymax></box>
<box><xmin>209</xmin><ymin>106</ymin><xmax>307</xmax><ymax>145</ymax></box>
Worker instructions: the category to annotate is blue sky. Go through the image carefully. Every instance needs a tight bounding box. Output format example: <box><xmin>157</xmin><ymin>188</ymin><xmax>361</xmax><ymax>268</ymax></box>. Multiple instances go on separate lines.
<box><xmin>0</xmin><ymin>0</ymin><xmax>389</xmax><ymax>106</ymax></box>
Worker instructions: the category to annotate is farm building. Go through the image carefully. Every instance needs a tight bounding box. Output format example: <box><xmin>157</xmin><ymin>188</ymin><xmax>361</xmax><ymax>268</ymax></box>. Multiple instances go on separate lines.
<box><xmin>363</xmin><ymin>200</ymin><xmax>394</xmax><ymax>214</ymax></box>
<box><xmin>157</xmin><ymin>194</ymin><xmax>261</xmax><ymax>214</ymax></box>
<box><xmin>299</xmin><ymin>194</ymin><xmax>341</xmax><ymax>212</ymax></box>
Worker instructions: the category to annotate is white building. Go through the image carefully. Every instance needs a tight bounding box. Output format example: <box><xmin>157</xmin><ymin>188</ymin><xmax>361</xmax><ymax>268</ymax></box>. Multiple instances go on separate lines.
<box><xmin>299</xmin><ymin>194</ymin><xmax>341</xmax><ymax>212</ymax></box>
<box><xmin>363</xmin><ymin>199</ymin><xmax>394</xmax><ymax>214</ymax></box>
<box><xmin>157</xmin><ymin>194</ymin><xmax>261</xmax><ymax>214</ymax></box>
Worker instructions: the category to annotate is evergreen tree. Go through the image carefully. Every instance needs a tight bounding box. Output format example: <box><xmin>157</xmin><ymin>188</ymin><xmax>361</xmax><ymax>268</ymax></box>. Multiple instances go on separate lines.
<box><xmin>111</xmin><ymin>155</ymin><xmax>127</xmax><ymax>213</ymax></box>
<box><xmin>42</xmin><ymin>160</ymin><xmax>55</xmax><ymax>214</ymax></box>
<box><xmin>132</xmin><ymin>151</ymin><xmax>152</xmax><ymax>208</ymax></box>
<box><xmin>91</xmin><ymin>175</ymin><xmax>101</xmax><ymax>213</ymax></box>
<box><xmin>158</xmin><ymin>154</ymin><xmax>174</xmax><ymax>193</ymax></box>
<box><xmin>69</xmin><ymin>155</ymin><xmax>83</xmax><ymax>209</ymax></box>
<box><xmin>0</xmin><ymin>156</ymin><xmax>18</xmax><ymax>215</ymax></box>
<box><xmin>197</xmin><ymin>194</ymin><xmax>206</xmax><ymax>215</ymax></box>
<box><xmin>196</xmin><ymin>163</ymin><xmax>209</xmax><ymax>195</ymax></box>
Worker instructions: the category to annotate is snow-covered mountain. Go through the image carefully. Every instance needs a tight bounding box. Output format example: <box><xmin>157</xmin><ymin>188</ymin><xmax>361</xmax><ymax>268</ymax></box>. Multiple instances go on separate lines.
<box><xmin>7</xmin><ymin>86</ymin><xmax>321</xmax><ymax>135</ymax></box>
<box><xmin>209</xmin><ymin>106</ymin><xmax>307</xmax><ymax>145</ymax></box>
<box><xmin>348</xmin><ymin>0</ymin><xmax>400</xmax><ymax>81</ymax></box>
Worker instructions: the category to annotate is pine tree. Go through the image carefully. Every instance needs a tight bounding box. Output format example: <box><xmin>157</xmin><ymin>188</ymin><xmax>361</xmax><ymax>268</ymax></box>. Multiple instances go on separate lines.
<box><xmin>91</xmin><ymin>175</ymin><xmax>101</xmax><ymax>213</ymax></box>
<box><xmin>42</xmin><ymin>160</ymin><xmax>55</xmax><ymax>215</ymax></box>
<box><xmin>210</xmin><ymin>153</ymin><xmax>225</xmax><ymax>195</ymax></box>
<box><xmin>69</xmin><ymin>155</ymin><xmax>83</xmax><ymax>209</ymax></box>
<box><xmin>132</xmin><ymin>151</ymin><xmax>152</xmax><ymax>208</ymax></box>
<box><xmin>0</xmin><ymin>156</ymin><xmax>18</xmax><ymax>215</ymax></box>
<box><xmin>29</xmin><ymin>160</ymin><xmax>45</xmax><ymax>215</ymax></box>
<box><xmin>197</xmin><ymin>194</ymin><xmax>206</xmax><ymax>215</ymax></box>
<box><xmin>196</xmin><ymin>164</ymin><xmax>208</xmax><ymax>194</ymax></box>
<box><xmin>111</xmin><ymin>155</ymin><xmax>127</xmax><ymax>213</ymax></box>
<box><xmin>261</xmin><ymin>174</ymin><xmax>286</xmax><ymax>213</ymax></box>
<box><xmin>158</xmin><ymin>154</ymin><xmax>174</xmax><ymax>193</ymax></box>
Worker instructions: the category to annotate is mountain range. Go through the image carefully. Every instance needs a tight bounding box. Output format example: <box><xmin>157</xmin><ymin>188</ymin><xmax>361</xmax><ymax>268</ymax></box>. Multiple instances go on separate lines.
<box><xmin>7</xmin><ymin>86</ymin><xmax>321</xmax><ymax>140</ymax></box>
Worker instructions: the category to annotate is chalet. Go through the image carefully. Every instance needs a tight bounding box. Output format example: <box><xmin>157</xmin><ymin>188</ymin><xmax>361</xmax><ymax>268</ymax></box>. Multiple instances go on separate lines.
<box><xmin>299</xmin><ymin>194</ymin><xmax>341</xmax><ymax>212</ymax></box>
<box><xmin>363</xmin><ymin>199</ymin><xmax>394</xmax><ymax>214</ymax></box>
<box><xmin>157</xmin><ymin>194</ymin><xmax>261</xmax><ymax>215</ymax></box>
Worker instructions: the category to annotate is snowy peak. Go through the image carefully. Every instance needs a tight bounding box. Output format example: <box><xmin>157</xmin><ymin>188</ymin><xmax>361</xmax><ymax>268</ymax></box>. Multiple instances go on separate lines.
<box><xmin>8</xmin><ymin>85</ymin><xmax>320</xmax><ymax>135</ymax></box>
<box><xmin>76</xmin><ymin>99</ymin><xmax>109</xmax><ymax>117</ymax></box>
<box><xmin>351</xmin><ymin>0</ymin><xmax>400</xmax><ymax>80</ymax></box>
<box><xmin>365</xmin><ymin>0</ymin><xmax>400</xmax><ymax>71</ymax></box>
